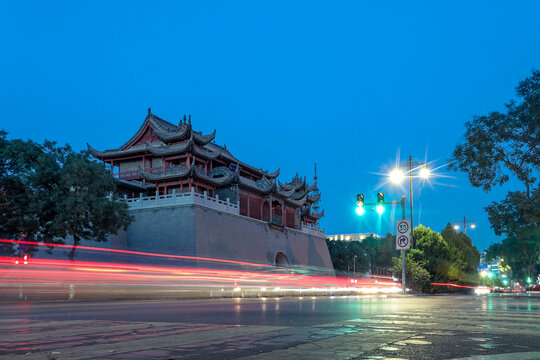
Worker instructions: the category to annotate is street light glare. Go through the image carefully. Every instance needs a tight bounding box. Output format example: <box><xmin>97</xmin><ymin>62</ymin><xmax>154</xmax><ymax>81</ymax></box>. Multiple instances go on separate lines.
<box><xmin>471</xmin><ymin>224</ymin><xmax>476</xmax><ymax>229</ymax></box>
<box><xmin>389</xmin><ymin>168</ymin><xmax>405</xmax><ymax>184</ymax></box>
<box><xmin>419</xmin><ymin>167</ymin><xmax>431</xmax><ymax>179</ymax></box>
<box><xmin>454</xmin><ymin>225</ymin><xmax>459</xmax><ymax>230</ymax></box>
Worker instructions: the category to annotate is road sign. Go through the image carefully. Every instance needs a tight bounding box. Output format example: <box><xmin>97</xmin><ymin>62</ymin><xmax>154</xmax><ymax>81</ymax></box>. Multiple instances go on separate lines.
<box><xmin>396</xmin><ymin>219</ymin><xmax>411</xmax><ymax>250</ymax></box>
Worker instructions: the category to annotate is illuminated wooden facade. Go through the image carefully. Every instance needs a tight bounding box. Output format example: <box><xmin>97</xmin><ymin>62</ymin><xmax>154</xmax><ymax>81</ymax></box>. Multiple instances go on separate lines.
<box><xmin>88</xmin><ymin>109</ymin><xmax>324</xmax><ymax>230</ymax></box>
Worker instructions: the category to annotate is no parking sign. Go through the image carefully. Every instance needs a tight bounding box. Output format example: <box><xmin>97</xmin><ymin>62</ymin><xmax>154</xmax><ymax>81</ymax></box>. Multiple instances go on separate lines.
<box><xmin>396</xmin><ymin>219</ymin><xmax>411</xmax><ymax>250</ymax></box>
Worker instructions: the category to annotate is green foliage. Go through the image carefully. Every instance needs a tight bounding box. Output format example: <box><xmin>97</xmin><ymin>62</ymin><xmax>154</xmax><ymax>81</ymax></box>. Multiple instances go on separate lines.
<box><xmin>48</xmin><ymin>152</ymin><xmax>133</xmax><ymax>259</ymax></box>
<box><xmin>484</xmin><ymin>188</ymin><xmax>540</xmax><ymax>282</ymax></box>
<box><xmin>441</xmin><ymin>223</ymin><xmax>481</xmax><ymax>283</ymax></box>
<box><xmin>390</xmin><ymin>225</ymin><xmax>482</xmax><ymax>293</ymax></box>
<box><xmin>450</xmin><ymin>70</ymin><xmax>539</xmax><ymax>285</ymax></box>
<box><xmin>390</xmin><ymin>250</ymin><xmax>430</xmax><ymax>292</ymax></box>
<box><xmin>450</xmin><ymin>70</ymin><xmax>539</xmax><ymax>198</ymax></box>
<box><xmin>412</xmin><ymin>225</ymin><xmax>452</xmax><ymax>283</ymax></box>
<box><xmin>0</xmin><ymin>132</ymin><xmax>132</xmax><ymax>259</ymax></box>
<box><xmin>326</xmin><ymin>239</ymin><xmax>368</xmax><ymax>274</ymax></box>
<box><xmin>362</xmin><ymin>233</ymin><xmax>399</xmax><ymax>273</ymax></box>
<box><xmin>325</xmin><ymin>234</ymin><xmax>397</xmax><ymax>275</ymax></box>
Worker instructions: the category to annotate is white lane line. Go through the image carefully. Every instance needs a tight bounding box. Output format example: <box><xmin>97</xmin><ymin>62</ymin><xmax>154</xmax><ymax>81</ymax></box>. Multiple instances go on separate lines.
<box><xmin>450</xmin><ymin>351</ymin><xmax>540</xmax><ymax>360</ymax></box>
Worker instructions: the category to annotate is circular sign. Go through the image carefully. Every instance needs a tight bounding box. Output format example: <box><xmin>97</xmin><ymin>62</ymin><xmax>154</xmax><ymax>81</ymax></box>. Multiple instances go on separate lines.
<box><xmin>19</xmin><ymin>242</ymin><xmax>28</xmax><ymax>251</ymax></box>
<box><xmin>397</xmin><ymin>221</ymin><xmax>409</xmax><ymax>234</ymax></box>
<box><xmin>397</xmin><ymin>235</ymin><xmax>409</xmax><ymax>248</ymax></box>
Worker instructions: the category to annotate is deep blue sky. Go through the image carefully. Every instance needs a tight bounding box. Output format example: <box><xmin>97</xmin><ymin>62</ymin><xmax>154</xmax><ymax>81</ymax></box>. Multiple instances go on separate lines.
<box><xmin>1</xmin><ymin>1</ymin><xmax>539</xmax><ymax>251</ymax></box>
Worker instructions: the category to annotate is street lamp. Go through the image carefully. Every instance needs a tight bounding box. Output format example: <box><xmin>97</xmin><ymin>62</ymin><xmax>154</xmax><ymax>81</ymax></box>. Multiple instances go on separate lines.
<box><xmin>453</xmin><ymin>216</ymin><xmax>476</xmax><ymax>235</ymax></box>
<box><xmin>387</xmin><ymin>156</ymin><xmax>431</xmax><ymax>247</ymax></box>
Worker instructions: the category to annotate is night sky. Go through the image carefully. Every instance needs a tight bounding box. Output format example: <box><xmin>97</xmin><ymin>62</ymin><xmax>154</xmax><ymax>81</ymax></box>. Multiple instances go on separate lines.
<box><xmin>1</xmin><ymin>1</ymin><xmax>539</xmax><ymax>252</ymax></box>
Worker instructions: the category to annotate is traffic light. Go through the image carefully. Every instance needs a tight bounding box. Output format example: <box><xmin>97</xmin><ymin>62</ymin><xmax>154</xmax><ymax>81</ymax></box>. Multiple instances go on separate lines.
<box><xmin>356</xmin><ymin>194</ymin><xmax>365</xmax><ymax>216</ymax></box>
<box><xmin>376</xmin><ymin>192</ymin><xmax>384</xmax><ymax>214</ymax></box>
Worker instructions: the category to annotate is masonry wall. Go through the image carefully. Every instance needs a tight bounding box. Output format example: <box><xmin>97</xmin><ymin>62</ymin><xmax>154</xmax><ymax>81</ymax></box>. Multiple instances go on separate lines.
<box><xmin>115</xmin><ymin>204</ymin><xmax>334</xmax><ymax>273</ymax></box>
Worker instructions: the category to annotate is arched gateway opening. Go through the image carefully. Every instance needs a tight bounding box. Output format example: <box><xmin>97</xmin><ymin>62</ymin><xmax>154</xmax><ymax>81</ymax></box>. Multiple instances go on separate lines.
<box><xmin>275</xmin><ymin>252</ymin><xmax>290</xmax><ymax>267</ymax></box>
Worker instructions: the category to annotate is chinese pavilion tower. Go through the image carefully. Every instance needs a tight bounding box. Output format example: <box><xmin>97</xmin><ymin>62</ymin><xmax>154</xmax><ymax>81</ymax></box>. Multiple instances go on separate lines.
<box><xmin>88</xmin><ymin>109</ymin><xmax>332</xmax><ymax>270</ymax></box>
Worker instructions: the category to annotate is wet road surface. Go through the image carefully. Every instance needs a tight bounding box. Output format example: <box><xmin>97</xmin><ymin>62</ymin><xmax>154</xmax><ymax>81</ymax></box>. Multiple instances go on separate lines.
<box><xmin>1</xmin><ymin>294</ymin><xmax>539</xmax><ymax>359</ymax></box>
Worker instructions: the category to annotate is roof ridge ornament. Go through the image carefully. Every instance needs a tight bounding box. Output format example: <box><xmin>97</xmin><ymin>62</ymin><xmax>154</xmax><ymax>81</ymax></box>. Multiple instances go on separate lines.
<box><xmin>148</xmin><ymin>107</ymin><xmax>151</xmax><ymax>114</ymax></box>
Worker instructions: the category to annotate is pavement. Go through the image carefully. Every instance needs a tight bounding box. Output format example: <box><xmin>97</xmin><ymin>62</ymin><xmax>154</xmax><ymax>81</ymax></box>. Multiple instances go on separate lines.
<box><xmin>0</xmin><ymin>294</ymin><xmax>539</xmax><ymax>360</ymax></box>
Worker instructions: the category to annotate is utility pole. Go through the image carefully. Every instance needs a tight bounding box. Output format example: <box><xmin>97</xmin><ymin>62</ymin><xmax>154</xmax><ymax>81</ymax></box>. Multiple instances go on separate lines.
<box><xmin>453</xmin><ymin>216</ymin><xmax>476</xmax><ymax>235</ymax></box>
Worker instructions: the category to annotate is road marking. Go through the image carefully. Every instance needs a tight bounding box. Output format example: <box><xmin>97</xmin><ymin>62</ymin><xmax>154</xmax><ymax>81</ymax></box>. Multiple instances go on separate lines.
<box><xmin>450</xmin><ymin>352</ymin><xmax>540</xmax><ymax>360</ymax></box>
<box><xmin>0</xmin><ymin>319</ymin><xmax>97</xmax><ymax>331</ymax></box>
<box><xmin>0</xmin><ymin>322</ymin><xmax>168</xmax><ymax>342</ymax></box>
<box><xmin>9</xmin><ymin>324</ymin><xmax>289</xmax><ymax>360</ymax></box>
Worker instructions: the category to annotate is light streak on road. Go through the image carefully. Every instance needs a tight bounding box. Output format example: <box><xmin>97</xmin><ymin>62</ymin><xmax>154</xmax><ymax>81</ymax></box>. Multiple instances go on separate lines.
<box><xmin>0</xmin><ymin>239</ymin><xmax>401</xmax><ymax>300</ymax></box>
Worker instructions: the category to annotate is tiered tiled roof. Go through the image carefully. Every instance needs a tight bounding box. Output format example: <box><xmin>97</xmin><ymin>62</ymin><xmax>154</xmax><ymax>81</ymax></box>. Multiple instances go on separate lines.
<box><xmin>88</xmin><ymin>109</ymin><xmax>323</xmax><ymax>223</ymax></box>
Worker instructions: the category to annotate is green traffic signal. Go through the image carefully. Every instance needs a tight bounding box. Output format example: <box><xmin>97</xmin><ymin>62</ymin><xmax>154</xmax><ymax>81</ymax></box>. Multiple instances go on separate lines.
<box><xmin>377</xmin><ymin>192</ymin><xmax>384</xmax><ymax>204</ymax></box>
<box><xmin>375</xmin><ymin>204</ymin><xmax>384</xmax><ymax>215</ymax></box>
<box><xmin>355</xmin><ymin>206</ymin><xmax>365</xmax><ymax>216</ymax></box>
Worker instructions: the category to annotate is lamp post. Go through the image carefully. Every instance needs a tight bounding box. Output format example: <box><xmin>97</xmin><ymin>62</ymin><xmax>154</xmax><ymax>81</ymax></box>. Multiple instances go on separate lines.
<box><xmin>353</xmin><ymin>255</ymin><xmax>357</xmax><ymax>277</ymax></box>
<box><xmin>453</xmin><ymin>216</ymin><xmax>476</xmax><ymax>235</ymax></box>
<box><xmin>388</xmin><ymin>156</ymin><xmax>430</xmax><ymax>248</ymax></box>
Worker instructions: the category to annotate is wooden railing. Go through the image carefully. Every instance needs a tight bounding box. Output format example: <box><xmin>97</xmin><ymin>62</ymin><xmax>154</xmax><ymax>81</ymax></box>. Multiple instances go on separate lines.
<box><xmin>123</xmin><ymin>189</ymin><xmax>239</xmax><ymax>215</ymax></box>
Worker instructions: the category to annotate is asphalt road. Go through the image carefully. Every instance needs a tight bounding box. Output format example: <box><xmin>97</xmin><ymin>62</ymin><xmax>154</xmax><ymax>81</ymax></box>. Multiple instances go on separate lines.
<box><xmin>1</xmin><ymin>294</ymin><xmax>539</xmax><ymax>359</ymax></box>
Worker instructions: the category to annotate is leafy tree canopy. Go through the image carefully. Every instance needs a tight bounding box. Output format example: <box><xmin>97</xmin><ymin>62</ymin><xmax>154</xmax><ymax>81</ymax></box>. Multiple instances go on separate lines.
<box><xmin>450</xmin><ymin>70</ymin><xmax>539</xmax><ymax>202</ymax></box>
<box><xmin>485</xmin><ymin>188</ymin><xmax>540</xmax><ymax>281</ymax></box>
<box><xmin>0</xmin><ymin>131</ymin><xmax>132</xmax><ymax>259</ymax></box>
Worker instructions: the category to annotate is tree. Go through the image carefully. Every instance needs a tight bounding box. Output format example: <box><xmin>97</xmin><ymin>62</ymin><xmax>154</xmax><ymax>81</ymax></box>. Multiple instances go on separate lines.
<box><xmin>0</xmin><ymin>132</ymin><xmax>132</xmax><ymax>260</ymax></box>
<box><xmin>0</xmin><ymin>131</ymin><xmax>70</xmax><ymax>256</ymax></box>
<box><xmin>485</xmin><ymin>189</ymin><xmax>540</xmax><ymax>281</ymax></box>
<box><xmin>47</xmin><ymin>152</ymin><xmax>132</xmax><ymax>259</ymax></box>
<box><xmin>326</xmin><ymin>239</ymin><xmax>369</xmax><ymax>275</ymax></box>
<box><xmin>450</xmin><ymin>70</ymin><xmax>539</xmax><ymax>205</ymax></box>
<box><xmin>361</xmin><ymin>233</ymin><xmax>398</xmax><ymax>273</ymax></box>
<box><xmin>390</xmin><ymin>249</ymin><xmax>430</xmax><ymax>292</ymax></box>
<box><xmin>441</xmin><ymin>223</ymin><xmax>481</xmax><ymax>283</ymax></box>
<box><xmin>411</xmin><ymin>225</ymin><xmax>453</xmax><ymax>283</ymax></box>
<box><xmin>450</xmin><ymin>70</ymin><xmax>539</xmax><ymax>284</ymax></box>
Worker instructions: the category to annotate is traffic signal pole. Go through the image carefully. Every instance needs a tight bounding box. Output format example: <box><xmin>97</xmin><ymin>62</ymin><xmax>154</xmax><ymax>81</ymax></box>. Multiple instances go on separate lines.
<box><xmin>356</xmin><ymin>194</ymin><xmax>408</xmax><ymax>294</ymax></box>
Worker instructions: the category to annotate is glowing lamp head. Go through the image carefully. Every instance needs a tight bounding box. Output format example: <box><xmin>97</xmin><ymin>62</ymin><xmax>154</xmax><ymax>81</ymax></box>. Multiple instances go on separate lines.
<box><xmin>454</xmin><ymin>225</ymin><xmax>460</xmax><ymax>230</ymax></box>
<box><xmin>355</xmin><ymin>206</ymin><xmax>365</xmax><ymax>216</ymax></box>
<box><xmin>527</xmin><ymin>277</ymin><xmax>533</xmax><ymax>284</ymax></box>
<box><xmin>389</xmin><ymin>168</ymin><xmax>405</xmax><ymax>184</ymax></box>
<box><xmin>419</xmin><ymin>167</ymin><xmax>431</xmax><ymax>179</ymax></box>
<box><xmin>487</xmin><ymin>272</ymin><xmax>494</xmax><ymax>279</ymax></box>
<box><xmin>480</xmin><ymin>270</ymin><xmax>487</xmax><ymax>278</ymax></box>
<box><xmin>471</xmin><ymin>224</ymin><xmax>476</xmax><ymax>229</ymax></box>
<box><xmin>375</xmin><ymin>204</ymin><xmax>384</xmax><ymax>215</ymax></box>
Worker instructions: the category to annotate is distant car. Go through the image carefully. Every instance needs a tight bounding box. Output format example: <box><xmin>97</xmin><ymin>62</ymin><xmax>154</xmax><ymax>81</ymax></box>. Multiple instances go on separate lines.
<box><xmin>474</xmin><ymin>286</ymin><xmax>490</xmax><ymax>295</ymax></box>
<box><xmin>527</xmin><ymin>284</ymin><xmax>540</xmax><ymax>292</ymax></box>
